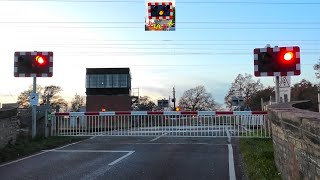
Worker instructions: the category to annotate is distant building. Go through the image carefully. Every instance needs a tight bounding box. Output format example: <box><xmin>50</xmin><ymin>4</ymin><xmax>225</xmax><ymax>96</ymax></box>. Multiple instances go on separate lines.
<box><xmin>85</xmin><ymin>68</ymin><xmax>132</xmax><ymax>111</ymax></box>
<box><xmin>1</xmin><ymin>102</ymin><xmax>18</xmax><ymax>109</ymax></box>
<box><xmin>157</xmin><ymin>99</ymin><xmax>169</xmax><ymax>108</ymax></box>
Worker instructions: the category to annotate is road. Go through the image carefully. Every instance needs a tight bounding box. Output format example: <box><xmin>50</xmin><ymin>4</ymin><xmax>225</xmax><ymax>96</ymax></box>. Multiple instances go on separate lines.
<box><xmin>0</xmin><ymin>136</ymin><xmax>246</xmax><ymax>180</ymax></box>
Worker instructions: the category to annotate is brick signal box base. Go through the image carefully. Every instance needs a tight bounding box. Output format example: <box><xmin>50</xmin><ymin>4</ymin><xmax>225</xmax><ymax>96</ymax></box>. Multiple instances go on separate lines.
<box><xmin>86</xmin><ymin>95</ymin><xmax>131</xmax><ymax>111</ymax></box>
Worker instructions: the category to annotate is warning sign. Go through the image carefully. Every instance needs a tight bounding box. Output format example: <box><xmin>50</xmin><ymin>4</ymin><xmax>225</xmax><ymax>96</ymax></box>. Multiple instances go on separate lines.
<box><xmin>279</xmin><ymin>76</ymin><xmax>291</xmax><ymax>88</ymax></box>
<box><xmin>279</xmin><ymin>76</ymin><xmax>291</xmax><ymax>102</ymax></box>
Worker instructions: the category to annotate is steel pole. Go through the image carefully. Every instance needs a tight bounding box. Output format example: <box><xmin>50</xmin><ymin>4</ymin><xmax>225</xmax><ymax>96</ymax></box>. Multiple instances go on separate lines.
<box><xmin>32</xmin><ymin>77</ymin><xmax>37</xmax><ymax>138</ymax></box>
<box><xmin>318</xmin><ymin>91</ymin><xmax>320</xmax><ymax>113</ymax></box>
<box><xmin>275</xmin><ymin>76</ymin><xmax>280</xmax><ymax>103</ymax></box>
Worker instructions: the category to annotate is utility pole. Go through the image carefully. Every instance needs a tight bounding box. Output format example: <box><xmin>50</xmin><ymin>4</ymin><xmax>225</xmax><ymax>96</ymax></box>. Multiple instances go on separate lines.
<box><xmin>172</xmin><ymin>86</ymin><xmax>176</xmax><ymax>110</ymax></box>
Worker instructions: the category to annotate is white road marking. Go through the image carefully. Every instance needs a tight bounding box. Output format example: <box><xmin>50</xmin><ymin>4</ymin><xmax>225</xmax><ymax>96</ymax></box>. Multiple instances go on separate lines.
<box><xmin>228</xmin><ymin>144</ymin><xmax>236</xmax><ymax>180</ymax></box>
<box><xmin>126</xmin><ymin>142</ymin><xmax>212</xmax><ymax>145</ymax></box>
<box><xmin>150</xmin><ymin>133</ymin><xmax>168</xmax><ymax>142</ymax></box>
<box><xmin>76</xmin><ymin>142</ymin><xmax>226</xmax><ymax>145</ymax></box>
<box><xmin>41</xmin><ymin>149</ymin><xmax>135</xmax><ymax>166</ymax></box>
<box><xmin>0</xmin><ymin>151</ymin><xmax>48</xmax><ymax>168</ymax></box>
<box><xmin>55</xmin><ymin>141</ymin><xmax>82</xmax><ymax>150</ymax></box>
<box><xmin>42</xmin><ymin>150</ymin><xmax>132</xmax><ymax>153</ymax></box>
<box><xmin>0</xmin><ymin>140</ymin><xmax>82</xmax><ymax>168</ymax></box>
<box><xmin>108</xmin><ymin>151</ymin><xmax>135</xmax><ymax>166</ymax></box>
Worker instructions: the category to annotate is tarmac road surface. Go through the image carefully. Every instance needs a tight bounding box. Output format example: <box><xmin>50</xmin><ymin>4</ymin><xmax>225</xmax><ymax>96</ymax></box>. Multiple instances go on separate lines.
<box><xmin>0</xmin><ymin>136</ymin><xmax>246</xmax><ymax>180</ymax></box>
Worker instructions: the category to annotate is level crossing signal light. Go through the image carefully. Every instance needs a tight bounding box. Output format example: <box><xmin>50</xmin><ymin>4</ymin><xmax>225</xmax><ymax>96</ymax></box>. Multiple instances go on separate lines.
<box><xmin>35</xmin><ymin>55</ymin><xmax>46</xmax><ymax>66</ymax></box>
<box><xmin>283</xmin><ymin>52</ymin><xmax>294</xmax><ymax>61</ymax></box>
<box><xmin>148</xmin><ymin>2</ymin><xmax>173</xmax><ymax>19</ymax></box>
<box><xmin>14</xmin><ymin>52</ymin><xmax>53</xmax><ymax>77</ymax></box>
<box><xmin>254</xmin><ymin>46</ymin><xmax>300</xmax><ymax>77</ymax></box>
<box><xmin>151</xmin><ymin>4</ymin><xmax>170</xmax><ymax>16</ymax></box>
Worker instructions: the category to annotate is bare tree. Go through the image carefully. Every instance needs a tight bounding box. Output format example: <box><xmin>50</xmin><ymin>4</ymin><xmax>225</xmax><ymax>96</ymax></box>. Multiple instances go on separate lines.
<box><xmin>225</xmin><ymin>73</ymin><xmax>263</xmax><ymax>108</ymax></box>
<box><xmin>71</xmin><ymin>94</ymin><xmax>85</xmax><ymax>112</ymax></box>
<box><xmin>17</xmin><ymin>85</ymin><xmax>67</xmax><ymax>109</ymax></box>
<box><xmin>17</xmin><ymin>85</ymin><xmax>43</xmax><ymax>108</ymax></box>
<box><xmin>51</xmin><ymin>97</ymin><xmax>68</xmax><ymax>111</ymax></box>
<box><xmin>132</xmin><ymin>96</ymin><xmax>156</xmax><ymax>111</ymax></box>
<box><xmin>291</xmin><ymin>79</ymin><xmax>319</xmax><ymax>112</ymax></box>
<box><xmin>178</xmin><ymin>85</ymin><xmax>219</xmax><ymax>111</ymax></box>
<box><xmin>40</xmin><ymin>85</ymin><xmax>68</xmax><ymax>111</ymax></box>
<box><xmin>41</xmin><ymin>85</ymin><xmax>63</xmax><ymax>103</ymax></box>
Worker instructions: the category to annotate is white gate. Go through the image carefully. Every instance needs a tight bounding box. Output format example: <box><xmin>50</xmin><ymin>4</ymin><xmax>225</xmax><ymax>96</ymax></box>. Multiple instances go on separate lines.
<box><xmin>51</xmin><ymin>111</ymin><xmax>271</xmax><ymax>138</ymax></box>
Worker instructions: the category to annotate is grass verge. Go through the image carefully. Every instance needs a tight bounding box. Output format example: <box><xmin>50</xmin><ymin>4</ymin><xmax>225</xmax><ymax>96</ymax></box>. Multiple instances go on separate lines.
<box><xmin>240</xmin><ymin>138</ymin><xmax>282</xmax><ymax>180</ymax></box>
<box><xmin>0</xmin><ymin>136</ymin><xmax>87</xmax><ymax>163</ymax></box>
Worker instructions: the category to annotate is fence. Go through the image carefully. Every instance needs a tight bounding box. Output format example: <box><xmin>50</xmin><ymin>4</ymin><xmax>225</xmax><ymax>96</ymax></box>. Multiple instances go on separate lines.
<box><xmin>51</xmin><ymin>111</ymin><xmax>271</xmax><ymax>138</ymax></box>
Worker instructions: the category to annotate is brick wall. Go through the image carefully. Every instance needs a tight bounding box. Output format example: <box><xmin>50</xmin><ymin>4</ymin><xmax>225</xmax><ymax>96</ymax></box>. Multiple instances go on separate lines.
<box><xmin>268</xmin><ymin>101</ymin><xmax>320</xmax><ymax>180</ymax></box>
<box><xmin>86</xmin><ymin>95</ymin><xmax>131</xmax><ymax>111</ymax></box>
<box><xmin>0</xmin><ymin>108</ymin><xmax>20</xmax><ymax>148</ymax></box>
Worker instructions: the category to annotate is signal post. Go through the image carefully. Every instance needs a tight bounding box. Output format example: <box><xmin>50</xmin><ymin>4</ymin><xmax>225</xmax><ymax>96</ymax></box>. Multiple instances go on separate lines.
<box><xmin>14</xmin><ymin>51</ymin><xmax>53</xmax><ymax>138</ymax></box>
<box><xmin>254</xmin><ymin>45</ymin><xmax>301</xmax><ymax>104</ymax></box>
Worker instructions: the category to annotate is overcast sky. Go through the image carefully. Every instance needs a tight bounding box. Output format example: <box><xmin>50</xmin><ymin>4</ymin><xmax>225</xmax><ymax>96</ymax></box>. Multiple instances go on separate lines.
<box><xmin>0</xmin><ymin>0</ymin><xmax>319</xmax><ymax>107</ymax></box>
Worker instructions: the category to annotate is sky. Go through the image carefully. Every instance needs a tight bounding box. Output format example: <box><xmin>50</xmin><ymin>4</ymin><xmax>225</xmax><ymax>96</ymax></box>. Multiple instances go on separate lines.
<box><xmin>0</xmin><ymin>0</ymin><xmax>319</xmax><ymax>108</ymax></box>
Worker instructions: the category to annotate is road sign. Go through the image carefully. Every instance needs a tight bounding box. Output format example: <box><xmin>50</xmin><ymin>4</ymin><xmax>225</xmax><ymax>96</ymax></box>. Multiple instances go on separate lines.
<box><xmin>29</xmin><ymin>93</ymin><xmax>39</xmax><ymax>106</ymax></box>
<box><xmin>280</xmin><ymin>87</ymin><xmax>291</xmax><ymax>102</ymax></box>
<box><xmin>279</xmin><ymin>76</ymin><xmax>291</xmax><ymax>102</ymax></box>
<box><xmin>279</xmin><ymin>76</ymin><xmax>291</xmax><ymax>88</ymax></box>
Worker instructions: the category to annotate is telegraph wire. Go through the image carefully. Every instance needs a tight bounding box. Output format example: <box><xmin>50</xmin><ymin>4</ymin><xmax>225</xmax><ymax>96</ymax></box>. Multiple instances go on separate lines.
<box><xmin>17</xmin><ymin>39</ymin><xmax>320</xmax><ymax>42</ymax></box>
<box><xmin>28</xmin><ymin>47</ymin><xmax>319</xmax><ymax>50</ymax></box>
<box><xmin>54</xmin><ymin>52</ymin><xmax>320</xmax><ymax>55</ymax></box>
<box><xmin>4</xmin><ymin>26</ymin><xmax>320</xmax><ymax>30</ymax></box>
<box><xmin>25</xmin><ymin>43</ymin><xmax>320</xmax><ymax>45</ymax></box>
<box><xmin>1</xmin><ymin>0</ymin><xmax>320</xmax><ymax>4</ymax></box>
<box><xmin>1</xmin><ymin>21</ymin><xmax>320</xmax><ymax>24</ymax></box>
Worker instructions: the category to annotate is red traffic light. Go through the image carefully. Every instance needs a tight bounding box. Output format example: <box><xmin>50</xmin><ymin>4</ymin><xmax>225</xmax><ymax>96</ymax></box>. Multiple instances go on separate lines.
<box><xmin>35</xmin><ymin>55</ymin><xmax>46</xmax><ymax>65</ymax></box>
<box><xmin>283</xmin><ymin>52</ymin><xmax>294</xmax><ymax>61</ymax></box>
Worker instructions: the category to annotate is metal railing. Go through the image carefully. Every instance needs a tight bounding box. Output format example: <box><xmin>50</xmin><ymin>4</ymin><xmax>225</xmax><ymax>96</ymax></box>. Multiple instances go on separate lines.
<box><xmin>51</xmin><ymin>111</ymin><xmax>271</xmax><ymax>138</ymax></box>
